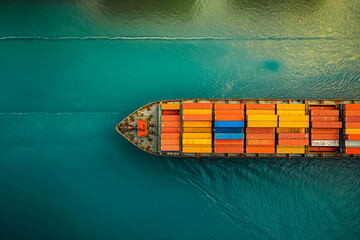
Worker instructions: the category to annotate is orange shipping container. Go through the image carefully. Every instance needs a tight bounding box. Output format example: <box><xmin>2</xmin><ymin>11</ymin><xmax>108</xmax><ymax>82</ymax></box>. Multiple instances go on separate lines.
<box><xmin>214</xmin><ymin>103</ymin><xmax>244</xmax><ymax>110</ymax></box>
<box><xmin>310</xmin><ymin>110</ymin><xmax>339</xmax><ymax>116</ymax></box>
<box><xmin>246</xmin><ymin>146</ymin><xmax>275</xmax><ymax>154</ymax></box>
<box><xmin>161</xmin><ymin>127</ymin><xmax>180</xmax><ymax>133</ymax></box>
<box><xmin>182</xmin><ymin>114</ymin><xmax>212</xmax><ymax>121</ymax></box>
<box><xmin>345</xmin><ymin>134</ymin><xmax>360</xmax><ymax>140</ymax></box>
<box><xmin>345</xmin><ymin>123</ymin><xmax>360</xmax><ymax>129</ymax></box>
<box><xmin>309</xmin><ymin>106</ymin><xmax>337</xmax><ymax>110</ymax></box>
<box><xmin>214</xmin><ymin>115</ymin><xmax>245</xmax><ymax>121</ymax></box>
<box><xmin>344</xmin><ymin>148</ymin><xmax>360</xmax><ymax>154</ymax></box>
<box><xmin>161</xmin><ymin>103</ymin><xmax>180</xmax><ymax>110</ymax></box>
<box><xmin>161</xmin><ymin>133</ymin><xmax>180</xmax><ymax>139</ymax></box>
<box><xmin>312</xmin><ymin>122</ymin><xmax>342</xmax><ymax>128</ymax></box>
<box><xmin>344</xmin><ymin>116</ymin><xmax>360</xmax><ymax>122</ymax></box>
<box><xmin>278</xmin><ymin>139</ymin><xmax>309</xmax><ymax>145</ymax></box>
<box><xmin>344</xmin><ymin>110</ymin><xmax>360</xmax><ymax>116</ymax></box>
<box><xmin>344</xmin><ymin>104</ymin><xmax>360</xmax><ymax>110</ymax></box>
<box><xmin>311</xmin><ymin>133</ymin><xmax>339</xmax><ymax>140</ymax></box>
<box><xmin>246</xmin><ymin>104</ymin><xmax>275</xmax><ymax>110</ymax></box>
<box><xmin>161</xmin><ymin>139</ymin><xmax>179</xmax><ymax>145</ymax></box>
<box><xmin>161</xmin><ymin>145</ymin><xmax>180</xmax><ymax>151</ymax></box>
<box><xmin>246</xmin><ymin>139</ymin><xmax>275</xmax><ymax>145</ymax></box>
<box><xmin>162</xmin><ymin>110</ymin><xmax>179</xmax><ymax>115</ymax></box>
<box><xmin>215</xmin><ymin>110</ymin><xmax>244</xmax><ymax>115</ymax></box>
<box><xmin>311</xmin><ymin>116</ymin><xmax>339</xmax><ymax>122</ymax></box>
<box><xmin>246</xmin><ymin>128</ymin><xmax>275</xmax><ymax>134</ymax></box>
<box><xmin>214</xmin><ymin>146</ymin><xmax>244</xmax><ymax>153</ymax></box>
<box><xmin>161</xmin><ymin>122</ymin><xmax>180</xmax><ymax>128</ymax></box>
<box><xmin>278</xmin><ymin>133</ymin><xmax>309</xmax><ymax>139</ymax></box>
<box><xmin>311</xmin><ymin>128</ymin><xmax>339</xmax><ymax>134</ymax></box>
<box><xmin>182</xmin><ymin>103</ymin><xmax>212</xmax><ymax>109</ymax></box>
<box><xmin>246</xmin><ymin>134</ymin><xmax>275</xmax><ymax>140</ymax></box>
<box><xmin>214</xmin><ymin>139</ymin><xmax>244</xmax><ymax>145</ymax></box>
<box><xmin>161</xmin><ymin>115</ymin><xmax>180</xmax><ymax>122</ymax></box>
<box><xmin>309</xmin><ymin>146</ymin><xmax>337</xmax><ymax>152</ymax></box>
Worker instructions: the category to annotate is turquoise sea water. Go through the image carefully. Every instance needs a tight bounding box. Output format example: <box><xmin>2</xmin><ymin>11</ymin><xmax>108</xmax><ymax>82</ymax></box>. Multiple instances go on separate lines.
<box><xmin>1</xmin><ymin>1</ymin><xmax>360</xmax><ymax>239</ymax></box>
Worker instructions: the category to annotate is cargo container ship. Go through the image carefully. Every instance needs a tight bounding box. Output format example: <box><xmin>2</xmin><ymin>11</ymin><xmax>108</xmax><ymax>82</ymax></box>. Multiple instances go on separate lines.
<box><xmin>116</xmin><ymin>99</ymin><xmax>360</xmax><ymax>158</ymax></box>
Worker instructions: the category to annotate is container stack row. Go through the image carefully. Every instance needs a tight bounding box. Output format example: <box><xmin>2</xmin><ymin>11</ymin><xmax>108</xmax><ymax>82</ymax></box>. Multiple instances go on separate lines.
<box><xmin>214</xmin><ymin>103</ymin><xmax>244</xmax><ymax>153</ymax></box>
<box><xmin>276</xmin><ymin>104</ymin><xmax>309</xmax><ymax>154</ymax></box>
<box><xmin>182</xmin><ymin>103</ymin><xmax>213</xmax><ymax>153</ymax></box>
<box><xmin>309</xmin><ymin>105</ymin><xmax>342</xmax><ymax>152</ymax></box>
<box><xmin>160</xmin><ymin>103</ymin><xmax>180</xmax><ymax>152</ymax></box>
<box><xmin>245</xmin><ymin>104</ymin><xmax>276</xmax><ymax>153</ymax></box>
<box><xmin>343</xmin><ymin>104</ymin><xmax>360</xmax><ymax>154</ymax></box>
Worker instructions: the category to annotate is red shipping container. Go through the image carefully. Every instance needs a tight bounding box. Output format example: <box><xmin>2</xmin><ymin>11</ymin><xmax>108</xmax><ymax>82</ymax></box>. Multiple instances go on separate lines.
<box><xmin>214</xmin><ymin>139</ymin><xmax>244</xmax><ymax>145</ymax></box>
<box><xmin>214</xmin><ymin>146</ymin><xmax>244</xmax><ymax>153</ymax></box>
<box><xmin>246</xmin><ymin>146</ymin><xmax>275</xmax><ymax>153</ymax></box>
<box><xmin>246</xmin><ymin>139</ymin><xmax>275</xmax><ymax>145</ymax></box>
<box><xmin>309</xmin><ymin>106</ymin><xmax>337</xmax><ymax>110</ymax></box>
<box><xmin>345</xmin><ymin>134</ymin><xmax>360</xmax><ymax>140</ymax></box>
<box><xmin>182</xmin><ymin>114</ymin><xmax>212</xmax><ymax>121</ymax></box>
<box><xmin>246</xmin><ymin>104</ymin><xmax>275</xmax><ymax>110</ymax></box>
<box><xmin>161</xmin><ymin>133</ymin><xmax>180</xmax><ymax>139</ymax></box>
<box><xmin>278</xmin><ymin>139</ymin><xmax>309</xmax><ymax>145</ymax></box>
<box><xmin>161</xmin><ymin>139</ymin><xmax>179</xmax><ymax>145</ymax></box>
<box><xmin>161</xmin><ymin>122</ymin><xmax>180</xmax><ymax>128</ymax></box>
<box><xmin>311</xmin><ymin>128</ymin><xmax>339</xmax><ymax>134</ymax></box>
<box><xmin>161</xmin><ymin>127</ymin><xmax>180</xmax><ymax>133</ymax></box>
<box><xmin>344</xmin><ymin>104</ymin><xmax>360</xmax><ymax>110</ymax></box>
<box><xmin>309</xmin><ymin>146</ymin><xmax>337</xmax><ymax>152</ymax></box>
<box><xmin>344</xmin><ymin>110</ymin><xmax>360</xmax><ymax>116</ymax></box>
<box><xmin>311</xmin><ymin>133</ymin><xmax>339</xmax><ymax>140</ymax></box>
<box><xmin>344</xmin><ymin>116</ymin><xmax>360</xmax><ymax>122</ymax></box>
<box><xmin>345</xmin><ymin>148</ymin><xmax>360</xmax><ymax>154</ymax></box>
<box><xmin>246</xmin><ymin>128</ymin><xmax>275</xmax><ymax>134</ymax></box>
<box><xmin>214</xmin><ymin>103</ymin><xmax>244</xmax><ymax>110</ymax></box>
<box><xmin>214</xmin><ymin>110</ymin><xmax>244</xmax><ymax>115</ymax></box>
<box><xmin>311</xmin><ymin>116</ymin><xmax>339</xmax><ymax>122</ymax></box>
<box><xmin>310</xmin><ymin>110</ymin><xmax>339</xmax><ymax>116</ymax></box>
<box><xmin>161</xmin><ymin>145</ymin><xmax>180</xmax><ymax>151</ymax></box>
<box><xmin>246</xmin><ymin>134</ymin><xmax>275</xmax><ymax>140</ymax></box>
<box><xmin>214</xmin><ymin>115</ymin><xmax>245</xmax><ymax>121</ymax></box>
<box><xmin>183</xmin><ymin>103</ymin><xmax>212</xmax><ymax>109</ymax></box>
<box><xmin>278</xmin><ymin>133</ymin><xmax>309</xmax><ymax>139</ymax></box>
<box><xmin>161</xmin><ymin>115</ymin><xmax>180</xmax><ymax>122</ymax></box>
<box><xmin>345</xmin><ymin>123</ymin><xmax>360</xmax><ymax>129</ymax></box>
<box><xmin>312</xmin><ymin>122</ymin><xmax>342</xmax><ymax>128</ymax></box>
<box><xmin>162</xmin><ymin>110</ymin><xmax>179</xmax><ymax>115</ymax></box>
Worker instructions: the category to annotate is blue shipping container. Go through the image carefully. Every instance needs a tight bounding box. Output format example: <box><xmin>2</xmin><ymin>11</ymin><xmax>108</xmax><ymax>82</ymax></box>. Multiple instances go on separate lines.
<box><xmin>214</xmin><ymin>127</ymin><xmax>244</xmax><ymax>133</ymax></box>
<box><xmin>215</xmin><ymin>121</ymin><xmax>245</xmax><ymax>128</ymax></box>
<box><xmin>215</xmin><ymin>133</ymin><xmax>244</xmax><ymax>140</ymax></box>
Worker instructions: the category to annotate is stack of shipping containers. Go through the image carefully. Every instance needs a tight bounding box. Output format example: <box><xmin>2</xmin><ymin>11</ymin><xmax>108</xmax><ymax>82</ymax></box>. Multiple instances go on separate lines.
<box><xmin>182</xmin><ymin>103</ymin><xmax>213</xmax><ymax>153</ymax></box>
<box><xmin>160</xmin><ymin>103</ymin><xmax>180</xmax><ymax>152</ymax></box>
<box><xmin>276</xmin><ymin>104</ymin><xmax>309</xmax><ymax>154</ymax></box>
<box><xmin>309</xmin><ymin>105</ymin><xmax>342</xmax><ymax>152</ymax></box>
<box><xmin>245</xmin><ymin>104</ymin><xmax>276</xmax><ymax>153</ymax></box>
<box><xmin>214</xmin><ymin>103</ymin><xmax>244</xmax><ymax>153</ymax></box>
<box><xmin>343</xmin><ymin>104</ymin><xmax>360</xmax><ymax>154</ymax></box>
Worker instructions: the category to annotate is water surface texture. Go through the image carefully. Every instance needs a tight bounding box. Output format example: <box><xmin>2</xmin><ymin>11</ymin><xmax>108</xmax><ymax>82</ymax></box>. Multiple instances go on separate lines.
<box><xmin>1</xmin><ymin>0</ymin><xmax>360</xmax><ymax>239</ymax></box>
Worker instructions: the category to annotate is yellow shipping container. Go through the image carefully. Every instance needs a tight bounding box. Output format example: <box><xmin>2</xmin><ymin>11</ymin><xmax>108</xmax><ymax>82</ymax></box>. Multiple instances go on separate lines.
<box><xmin>183</xmin><ymin>109</ymin><xmax>212</xmax><ymax>115</ymax></box>
<box><xmin>278</xmin><ymin>122</ymin><xmax>309</xmax><ymax>128</ymax></box>
<box><xmin>247</xmin><ymin>115</ymin><xmax>278</xmax><ymax>121</ymax></box>
<box><xmin>183</xmin><ymin>133</ymin><xmax>212</xmax><ymax>139</ymax></box>
<box><xmin>278</xmin><ymin>115</ymin><xmax>309</xmax><ymax>122</ymax></box>
<box><xmin>276</xmin><ymin>147</ymin><xmax>305</xmax><ymax>154</ymax></box>
<box><xmin>276</xmin><ymin>104</ymin><xmax>305</xmax><ymax>110</ymax></box>
<box><xmin>246</xmin><ymin>110</ymin><xmax>275</xmax><ymax>115</ymax></box>
<box><xmin>183</xmin><ymin>127</ymin><xmax>212</xmax><ymax>133</ymax></box>
<box><xmin>183</xmin><ymin>146</ymin><xmax>212</xmax><ymax>153</ymax></box>
<box><xmin>277</xmin><ymin>145</ymin><xmax>305</xmax><ymax>148</ymax></box>
<box><xmin>247</xmin><ymin>121</ymin><xmax>277</xmax><ymax>128</ymax></box>
<box><xmin>345</xmin><ymin>129</ymin><xmax>360</xmax><ymax>134</ymax></box>
<box><xmin>182</xmin><ymin>139</ymin><xmax>212</xmax><ymax>145</ymax></box>
<box><xmin>183</xmin><ymin>121</ymin><xmax>212</xmax><ymax>128</ymax></box>
<box><xmin>276</xmin><ymin>128</ymin><xmax>306</xmax><ymax>133</ymax></box>
<box><xmin>277</xmin><ymin>110</ymin><xmax>306</xmax><ymax>115</ymax></box>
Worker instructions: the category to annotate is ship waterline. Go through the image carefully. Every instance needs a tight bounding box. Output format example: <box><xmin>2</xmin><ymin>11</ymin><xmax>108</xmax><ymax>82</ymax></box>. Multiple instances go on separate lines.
<box><xmin>116</xmin><ymin>99</ymin><xmax>360</xmax><ymax>158</ymax></box>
